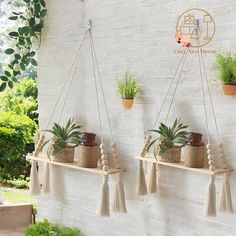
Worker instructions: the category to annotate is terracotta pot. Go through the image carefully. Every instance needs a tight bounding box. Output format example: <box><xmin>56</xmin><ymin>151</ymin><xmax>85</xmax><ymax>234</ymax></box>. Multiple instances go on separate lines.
<box><xmin>221</xmin><ymin>84</ymin><xmax>236</xmax><ymax>95</ymax></box>
<box><xmin>75</xmin><ymin>145</ymin><xmax>100</xmax><ymax>168</ymax></box>
<box><xmin>81</xmin><ymin>132</ymin><xmax>96</xmax><ymax>146</ymax></box>
<box><xmin>187</xmin><ymin>132</ymin><xmax>202</xmax><ymax>147</ymax></box>
<box><xmin>53</xmin><ymin>146</ymin><xmax>75</xmax><ymax>163</ymax></box>
<box><xmin>183</xmin><ymin>144</ymin><xmax>206</xmax><ymax>168</ymax></box>
<box><xmin>159</xmin><ymin>146</ymin><xmax>181</xmax><ymax>163</ymax></box>
<box><xmin>121</xmin><ymin>99</ymin><xmax>134</xmax><ymax>109</ymax></box>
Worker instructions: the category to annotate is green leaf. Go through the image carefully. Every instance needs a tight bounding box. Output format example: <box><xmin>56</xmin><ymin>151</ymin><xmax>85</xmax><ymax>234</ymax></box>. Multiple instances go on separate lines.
<box><xmin>0</xmin><ymin>76</ymin><xmax>8</xmax><ymax>81</ymax></box>
<box><xmin>11</xmin><ymin>77</ymin><xmax>17</xmax><ymax>82</ymax></box>
<box><xmin>9</xmin><ymin>31</ymin><xmax>19</xmax><ymax>37</ymax></box>
<box><xmin>40</xmin><ymin>0</ymin><xmax>46</xmax><ymax>7</ymax></box>
<box><xmin>13</xmin><ymin>70</ymin><xmax>20</xmax><ymax>76</ymax></box>
<box><xmin>12</xmin><ymin>12</ymin><xmax>20</xmax><ymax>15</ymax></box>
<box><xmin>20</xmin><ymin>63</ymin><xmax>26</xmax><ymax>70</ymax></box>
<box><xmin>30</xmin><ymin>51</ymin><xmax>36</xmax><ymax>57</ymax></box>
<box><xmin>14</xmin><ymin>54</ymin><xmax>21</xmax><ymax>60</ymax></box>
<box><xmin>0</xmin><ymin>83</ymin><xmax>7</xmax><ymax>92</ymax></box>
<box><xmin>40</xmin><ymin>9</ymin><xmax>47</xmax><ymax>17</ymax></box>
<box><xmin>20</xmin><ymin>26</ymin><xmax>30</xmax><ymax>36</ymax></box>
<box><xmin>29</xmin><ymin>18</ymin><xmax>36</xmax><ymax>27</ymax></box>
<box><xmin>4</xmin><ymin>71</ymin><xmax>11</xmax><ymax>77</ymax></box>
<box><xmin>30</xmin><ymin>58</ymin><xmax>38</xmax><ymax>66</ymax></box>
<box><xmin>9</xmin><ymin>16</ymin><xmax>18</xmax><ymax>20</ymax></box>
<box><xmin>8</xmin><ymin>64</ymin><xmax>13</xmax><ymax>69</ymax></box>
<box><xmin>8</xmin><ymin>81</ymin><xmax>13</xmax><ymax>89</ymax></box>
<box><xmin>19</xmin><ymin>38</ymin><xmax>25</xmax><ymax>45</ymax></box>
<box><xmin>23</xmin><ymin>0</ymin><xmax>30</xmax><ymax>3</ymax></box>
<box><xmin>4</xmin><ymin>48</ymin><xmax>15</xmax><ymax>55</ymax></box>
<box><xmin>35</xmin><ymin>4</ymin><xmax>41</xmax><ymax>17</ymax></box>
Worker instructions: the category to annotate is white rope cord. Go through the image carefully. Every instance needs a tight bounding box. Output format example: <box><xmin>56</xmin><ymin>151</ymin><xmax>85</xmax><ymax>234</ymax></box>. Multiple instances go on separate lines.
<box><xmin>197</xmin><ymin>46</ymin><xmax>210</xmax><ymax>144</ymax></box>
<box><xmin>164</xmin><ymin>48</ymin><xmax>189</xmax><ymax>123</ymax></box>
<box><xmin>152</xmin><ymin>48</ymin><xmax>188</xmax><ymax>129</ymax></box>
<box><xmin>89</xmin><ymin>33</ymin><xmax>104</xmax><ymax>143</ymax></box>
<box><xmin>89</xmin><ymin>31</ymin><xmax>114</xmax><ymax>142</ymax></box>
<box><xmin>199</xmin><ymin>50</ymin><xmax>221</xmax><ymax>142</ymax></box>
<box><xmin>43</xmin><ymin>30</ymin><xmax>88</xmax><ymax>132</ymax></box>
<box><xmin>58</xmin><ymin>31</ymin><xmax>88</xmax><ymax>124</ymax></box>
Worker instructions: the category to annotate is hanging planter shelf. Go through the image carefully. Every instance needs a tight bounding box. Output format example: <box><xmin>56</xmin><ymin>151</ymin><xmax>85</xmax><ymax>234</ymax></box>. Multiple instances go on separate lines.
<box><xmin>135</xmin><ymin>154</ymin><xmax>233</xmax><ymax>176</ymax></box>
<box><xmin>28</xmin><ymin>156</ymin><xmax>126</xmax><ymax>176</ymax></box>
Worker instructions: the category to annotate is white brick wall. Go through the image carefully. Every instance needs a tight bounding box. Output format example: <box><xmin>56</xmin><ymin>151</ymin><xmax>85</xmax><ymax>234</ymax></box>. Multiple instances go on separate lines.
<box><xmin>37</xmin><ymin>0</ymin><xmax>236</xmax><ymax>235</ymax></box>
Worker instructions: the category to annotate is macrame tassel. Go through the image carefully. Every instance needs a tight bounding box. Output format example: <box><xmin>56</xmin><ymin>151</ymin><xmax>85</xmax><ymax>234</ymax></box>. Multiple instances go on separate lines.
<box><xmin>97</xmin><ymin>175</ymin><xmax>110</xmax><ymax>217</ymax></box>
<box><xmin>42</xmin><ymin>163</ymin><xmax>50</xmax><ymax>193</ymax></box>
<box><xmin>148</xmin><ymin>163</ymin><xmax>157</xmax><ymax>194</ymax></box>
<box><xmin>219</xmin><ymin>173</ymin><xmax>233</xmax><ymax>213</ymax></box>
<box><xmin>112</xmin><ymin>173</ymin><xmax>127</xmax><ymax>213</ymax></box>
<box><xmin>136</xmin><ymin>160</ymin><xmax>147</xmax><ymax>196</ymax></box>
<box><xmin>203</xmin><ymin>175</ymin><xmax>216</xmax><ymax>217</ymax></box>
<box><xmin>29</xmin><ymin>160</ymin><xmax>41</xmax><ymax>196</ymax></box>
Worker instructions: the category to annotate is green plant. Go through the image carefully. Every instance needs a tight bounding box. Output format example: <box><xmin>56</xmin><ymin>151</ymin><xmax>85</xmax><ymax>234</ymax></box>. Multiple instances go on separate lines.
<box><xmin>148</xmin><ymin>118</ymin><xmax>188</xmax><ymax>156</ymax></box>
<box><xmin>0</xmin><ymin>111</ymin><xmax>38</xmax><ymax>179</ymax></box>
<box><xmin>0</xmin><ymin>78</ymin><xmax>38</xmax><ymax>121</ymax></box>
<box><xmin>116</xmin><ymin>72</ymin><xmax>139</xmax><ymax>99</ymax></box>
<box><xmin>215</xmin><ymin>53</ymin><xmax>236</xmax><ymax>85</ymax></box>
<box><xmin>0</xmin><ymin>0</ymin><xmax>47</xmax><ymax>91</ymax></box>
<box><xmin>24</xmin><ymin>219</ymin><xmax>85</xmax><ymax>236</ymax></box>
<box><xmin>42</xmin><ymin>119</ymin><xmax>83</xmax><ymax>156</ymax></box>
<box><xmin>2</xmin><ymin>175</ymin><xmax>30</xmax><ymax>189</ymax></box>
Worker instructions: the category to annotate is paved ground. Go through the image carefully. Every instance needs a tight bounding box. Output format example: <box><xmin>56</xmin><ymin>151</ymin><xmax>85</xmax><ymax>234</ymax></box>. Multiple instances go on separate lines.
<box><xmin>0</xmin><ymin>228</ymin><xmax>24</xmax><ymax>236</ymax></box>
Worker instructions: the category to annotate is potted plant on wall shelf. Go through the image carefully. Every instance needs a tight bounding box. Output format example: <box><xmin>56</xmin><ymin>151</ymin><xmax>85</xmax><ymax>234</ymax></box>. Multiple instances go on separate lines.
<box><xmin>215</xmin><ymin>53</ymin><xmax>236</xmax><ymax>95</ymax></box>
<box><xmin>42</xmin><ymin>118</ymin><xmax>83</xmax><ymax>163</ymax></box>
<box><xmin>148</xmin><ymin>118</ymin><xmax>189</xmax><ymax>163</ymax></box>
<box><xmin>116</xmin><ymin>71</ymin><xmax>139</xmax><ymax>109</ymax></box>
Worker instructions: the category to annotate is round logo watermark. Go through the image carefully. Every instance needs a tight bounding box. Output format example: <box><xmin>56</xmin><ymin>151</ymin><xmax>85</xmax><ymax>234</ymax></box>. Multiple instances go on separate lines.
<box><xmin>176</xmin><ymin>8</ymin><xmax>215</xmax><ymax>48</ymax></box>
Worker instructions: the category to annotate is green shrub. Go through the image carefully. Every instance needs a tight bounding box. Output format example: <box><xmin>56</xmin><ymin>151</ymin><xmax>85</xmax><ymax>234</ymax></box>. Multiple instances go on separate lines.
<box><xmin>24</xmin><ymin>219</ymin><xmax>85</xmax><ymax>236</ymax></box>
<box><xmin>2</xmin><ymin>175</ymin><xmax>30</xmax><ymax>189</ymax></box>
<box><xmin>0</xmin><ymin>78</ymin><xmax>38</xmax><ymax>121</ymax></box>
<box><xmin>0</xmin><ymin>111</ymin><xmax>38</xmax><ymax>180</ymax></box>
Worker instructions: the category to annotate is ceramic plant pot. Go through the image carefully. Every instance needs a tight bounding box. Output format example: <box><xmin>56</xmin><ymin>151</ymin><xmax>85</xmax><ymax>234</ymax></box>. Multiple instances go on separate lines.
<box><xmin>187</xmin><ymin>132</ymin><xmax>202</xmax><ymax>147</ymax></box>
<box><xmin>221</xmin><ymin>84</ymin><xmax>236</xmax><ymax>95</ymax></box>
<box><xmin>159</xmin><ymin>146</ymin><xmax>181</xmax><ymax>163</ymax></box>
<box><xmin>183</xmin><ymin>144</ymin><xmax>206</xmax><ymax>168</ymax></box>
<box><xmin>53</xmin><ymin>146</ymin><xmax>75</xmax><ymax>163</ymax></box>
<box><xmin>121</xmin><ymin>99</ymin><xmax>134</xmax><ymax>109</ymax></box>
<box><xmin>81</xmin><ymin>132</ymin><xmax>96</xmax><ymax>146</ymax></box>
<box><xmin>76</xmin><ymin>145</ymin><xmax>100</xmax><ymax>168</ymax></box>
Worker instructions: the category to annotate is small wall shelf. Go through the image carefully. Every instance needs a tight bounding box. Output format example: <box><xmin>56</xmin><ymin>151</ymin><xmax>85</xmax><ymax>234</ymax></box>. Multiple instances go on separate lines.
<box><xmin>28</xmin><ymin>156</ymin><xmax>126</xmax><ymax>176</ymax></box>
<box><xmin>135</xmin><ymin>154</ymin><xmax>233</xmax><ymax>176</ymax></box>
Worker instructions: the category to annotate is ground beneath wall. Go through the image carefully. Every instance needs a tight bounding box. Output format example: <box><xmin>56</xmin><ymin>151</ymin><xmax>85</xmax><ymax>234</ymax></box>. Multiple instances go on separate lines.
<box><xmin>0</xmin><ymin>228</ymin><xmax>24</xmax><ymax>236</ymax></box>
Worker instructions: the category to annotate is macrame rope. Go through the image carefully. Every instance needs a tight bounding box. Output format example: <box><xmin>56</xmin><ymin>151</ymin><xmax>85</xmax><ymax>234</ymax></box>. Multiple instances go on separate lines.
<box><xmin>164</xmin><ymin>48</ymin><xmax>189</xmax><ymax>123</ymax></box>
<box><xmin>199</xmin><ymin>50</ymin><xmax>221</xmax><ymax>142</ymax></box>
<box><xmin>152</xmin><ymin>48</ymin><xmax>188</xmax><ymax>129</ymax></box>
<box><xmin>43</xmin><ymin>30</ymin><xmax>88</xmax><ymax>132</ymax></box>
<box><xmin>89</xmin><ymin>33</ymin><xmax>104</xmax><ymax>144</ymax></box>
<box><xmin>89</xmin><ymin>31</ymin><xmax>114</xmax><ymax>142</ymax></box>
<box><xmin>58</xmin><ymin>32</ymin><xmax>88</xmax><ymax>124</ymax></box>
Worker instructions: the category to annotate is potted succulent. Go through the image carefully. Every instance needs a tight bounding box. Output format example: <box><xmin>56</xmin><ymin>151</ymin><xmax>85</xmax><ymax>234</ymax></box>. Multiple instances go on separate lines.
<box><xmin>116</xmin><ymin>71</ymin><xmax>139</xmax><ymax>109</ymax></box>
<box><xmin>42</xmin><ymin>118</ymin><xmax>83</xmax><ymax>163</ymax></box>
<box><xmin>215</xmin><ymin>53</ymin><xmax>236</xmax><ymax>95</ymax></box>
<box><xmin>148</xmin><ymin>118</ymin><xmax>188</xmax><ymax>163</ymax></box>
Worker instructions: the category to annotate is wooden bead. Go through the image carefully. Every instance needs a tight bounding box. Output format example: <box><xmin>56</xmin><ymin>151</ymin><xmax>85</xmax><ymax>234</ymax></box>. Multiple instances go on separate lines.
<box><xmin>206</xmin><ymin>144</ymin><xmax>211</xmax><ymax>149</ymax></box>
<box><xmin>100</xmin><ymin>144</ymin><xmax>105</xmax><ymax>149</ymax></box>
<box><xmin>101</xmin><ymin>154</ymin><xmax>107</xmax><ymax>160</ymax></box>
<box><xmin>111</xmin><ymin>142</ymin><xmax>116</xmax><ymax>148</ymax></box>
<box><xmin>209</xmin><ymin>166</ymin><xmax>215</xmax><ymax>172</ymax></box>
<box><xmin>112</xmin><ymin>149</ymin><xmax>117</xmax><ymax>154</ymax></box>
<box><xmin>101</xmin><ymin>150</ymin><xmax>106</xmax><ymax>155</ymax></box>
<box><xmin>207</xmin><ymin>150</ymin><xmax>212</xmax><ymax>155</ymax></box>
<box><xmin>146</xmin><ymin>135</ymin><xmax>152</xmax><ymax>140</ymax></box>
<box><xmin>103</xmin><ymin>166</ymin><xmax>108</xmax><ymax>171</ymax></box>
<box><xmin>208</xmin><ymin>160</ymin><xmax>214</xmax><ymax>166</ymax></box>
<box><xmin>208</xmin><ymin>155</ymin><xmax>213</xmax><ymax>160</ymax></box>
<box><xmin>102</xmin><ymin>160</ymin><xmax>108</xmax><ymax>165</ymax></box>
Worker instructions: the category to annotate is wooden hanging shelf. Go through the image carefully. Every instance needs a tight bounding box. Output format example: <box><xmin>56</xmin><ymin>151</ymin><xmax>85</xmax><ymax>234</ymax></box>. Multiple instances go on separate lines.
<box><xmin>135</xmin><ymin>154</ymin><xmax>233</xmax><ymax>176</ymax></box>
<box><xmin>28</xmin><ymin>156</ymin><xmax>126</xmax><ymax>176</ymax></box>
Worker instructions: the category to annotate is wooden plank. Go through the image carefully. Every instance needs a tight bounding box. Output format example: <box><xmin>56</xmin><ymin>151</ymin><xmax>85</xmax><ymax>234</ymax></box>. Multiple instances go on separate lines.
<box><xmin>135</xmin><ymin>155</ymin><xmax>233</xmax><ymax>175</ymax></box>
<box><xmin>28</xmin><ymin>156</ymin><xmax>126</xmax><ymax>176</ymax></box>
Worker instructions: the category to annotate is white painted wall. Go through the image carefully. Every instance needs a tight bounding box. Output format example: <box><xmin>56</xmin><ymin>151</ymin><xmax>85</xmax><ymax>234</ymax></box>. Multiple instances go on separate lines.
<box><xmin>37</xmin><ymin>0</ymin><xmax>236</xmax><ymax>235</ymax></box>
